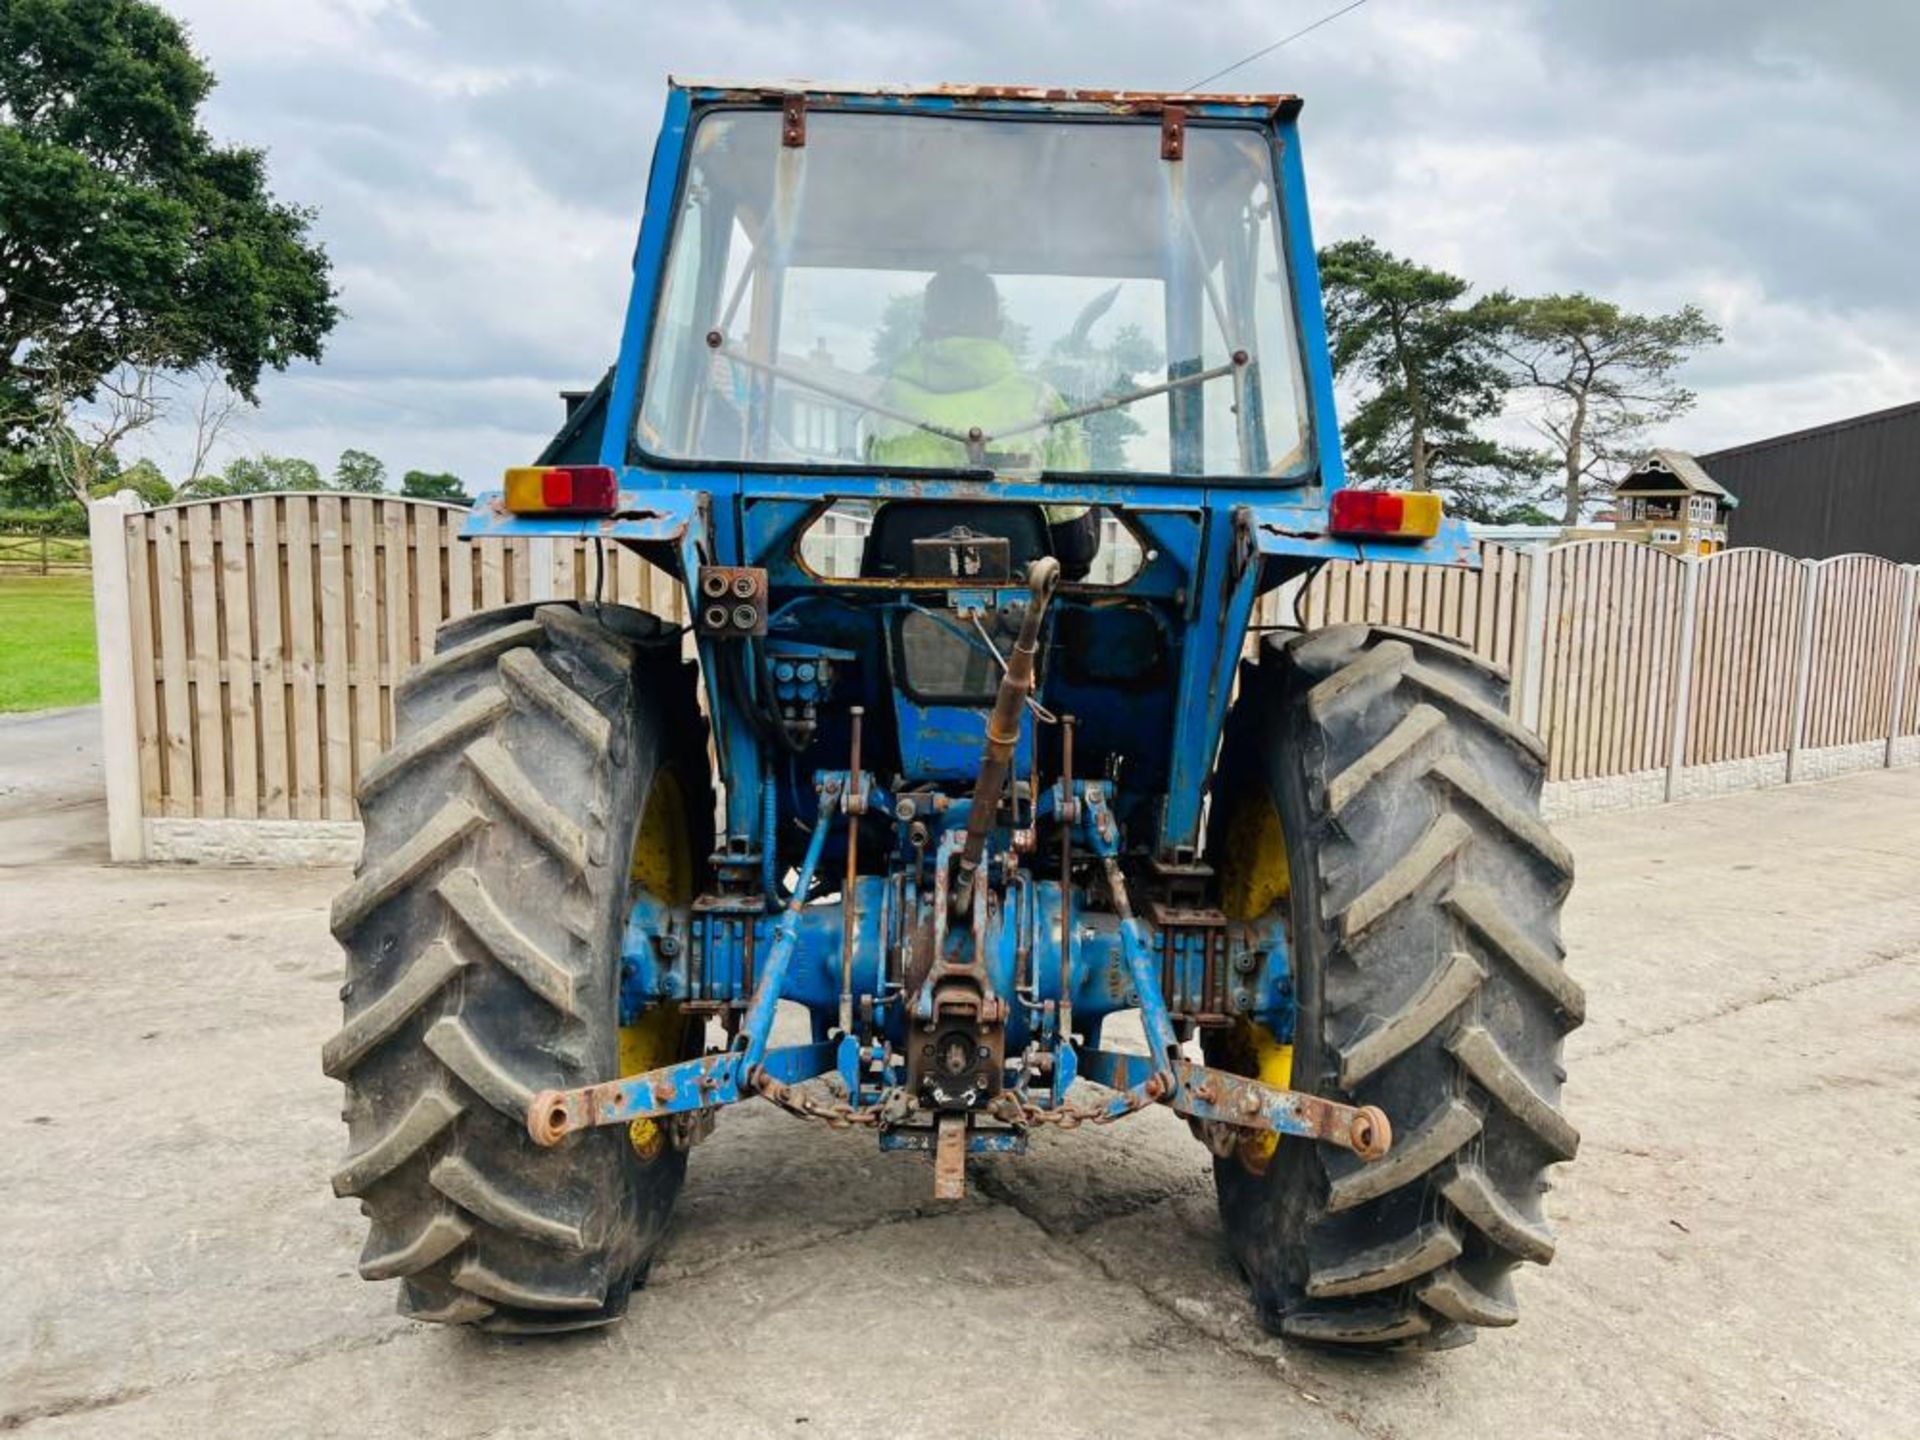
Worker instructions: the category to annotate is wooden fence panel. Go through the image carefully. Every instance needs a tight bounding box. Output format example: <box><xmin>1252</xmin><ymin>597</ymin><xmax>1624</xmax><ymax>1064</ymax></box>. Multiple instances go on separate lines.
<box><xmin>1297</xmin><ymin>542</ymin><xmax>1531</xmax><ymax>675</ymax></box>
<box><xmin>1540</xmin><ymin>541</ymin><xmax>1684</xmax><ymax>781</ymax></box>
<box><xmin>119</xmin><ymin>495</ymin><xmax>684</xmax><ymax>826</ymax></box>
<box><xmin>1805</xmin><ymin>555</ymin><xmax>1907</xmax><ymax>749</ymax></box>
<box><xmin>1685</xmin><ymin>549</ymin><xmax>1806</xmax><ymax>766</ymax></box>
<box><xmin>1902</xmin><ymin>572</ymin><xmax>1920</xmax><ymax>738</ymax></box>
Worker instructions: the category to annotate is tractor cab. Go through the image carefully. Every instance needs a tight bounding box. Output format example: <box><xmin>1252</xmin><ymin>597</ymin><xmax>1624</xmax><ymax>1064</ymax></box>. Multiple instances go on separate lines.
<box><xmin>633</xmin><ymin>92</ymin><xmax>1314</xmax><ymax>481</ymax></box>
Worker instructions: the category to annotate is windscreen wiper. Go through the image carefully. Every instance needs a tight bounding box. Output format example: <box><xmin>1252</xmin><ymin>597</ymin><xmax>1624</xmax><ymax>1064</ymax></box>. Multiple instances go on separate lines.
<box><xmin>705</xmin><ymin>330</ymin><xmax>990</xmax><ymax>464</ymax></box>
<box><xmin>710</xmin><ymin>328</ymin><xmax>1248</xmax><ymax>470</ymax></box>
<box><xmin>991</xmin><ymin>349</ymin><xmax>1249</xmax><ymax>444</ymax></box>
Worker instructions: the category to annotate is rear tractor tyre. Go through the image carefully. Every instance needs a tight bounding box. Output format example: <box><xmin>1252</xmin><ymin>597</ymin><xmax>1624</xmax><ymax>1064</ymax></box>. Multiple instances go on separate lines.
<box><xmin>326</xmin><ymin>601</ymin><xmax>710</xmax><ymax>1332</ymax></box>
<box><xmin>1205</xmin><ymin>624</ymin><xmax>1582</xmax><ymax>1350</ymax></box>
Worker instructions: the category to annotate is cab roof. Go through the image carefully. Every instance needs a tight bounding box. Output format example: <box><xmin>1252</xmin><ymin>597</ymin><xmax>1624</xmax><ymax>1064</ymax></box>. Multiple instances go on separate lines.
<box><xmin>669</xmin><ymin>77</ymin><xmax>1303</xmax><ymax>120</ymax></box>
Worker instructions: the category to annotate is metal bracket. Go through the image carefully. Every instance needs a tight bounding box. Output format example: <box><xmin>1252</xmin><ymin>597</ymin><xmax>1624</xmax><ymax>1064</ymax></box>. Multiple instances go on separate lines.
<box><xmin>781</xmin><ymin>93</ymin><xmax>807</xmax><ymax>148</ymax></box>
<box><xmin>1161</xmin><ymin>104</ymin><xmax>1186</xmax><ymax>160</ymax></box>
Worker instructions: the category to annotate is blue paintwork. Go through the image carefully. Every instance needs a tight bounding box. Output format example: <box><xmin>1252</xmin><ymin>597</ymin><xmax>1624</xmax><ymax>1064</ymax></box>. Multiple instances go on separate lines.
<box><xmin>464</xmin><ymin>83</ymin><xmax>1459</xmax><ymax>1162</ymax></box>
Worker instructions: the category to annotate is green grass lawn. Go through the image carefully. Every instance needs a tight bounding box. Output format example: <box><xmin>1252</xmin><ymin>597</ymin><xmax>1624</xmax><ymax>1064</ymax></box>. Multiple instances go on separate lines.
<box><xmin>0</xmin><ymin>576</ymin><xmax>98</xmax><ymax>712</ymax></box>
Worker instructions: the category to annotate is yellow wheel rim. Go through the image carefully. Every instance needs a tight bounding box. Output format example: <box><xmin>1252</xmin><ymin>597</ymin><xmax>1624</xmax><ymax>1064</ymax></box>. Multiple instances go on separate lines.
<box><xmin>1234</xmin><ymin>1018</ymin><xmax>1294</xmax><ymax>1175</ymax></box>
<box><xmin>1213</xmin><ymin>781</ymin><xmax>1294</xmax><ymax>1173</ymax></box>
<box><xmin>1215</xmin><ymin>783</ymin><xmax>1290</xmax><ymax>922</ymax></box>
<box><xmin>621</xmin><ymin>768</ymin><xmax>695</xmax><ymax>1160</ymax></box>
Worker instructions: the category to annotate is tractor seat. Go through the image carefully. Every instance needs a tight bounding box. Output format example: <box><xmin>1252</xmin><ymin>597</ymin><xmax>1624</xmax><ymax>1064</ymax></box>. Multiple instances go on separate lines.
<box><xmin>860</xmin><ymin>501</ymin><xmax>1051</xmax><ymax>581</ymax></box>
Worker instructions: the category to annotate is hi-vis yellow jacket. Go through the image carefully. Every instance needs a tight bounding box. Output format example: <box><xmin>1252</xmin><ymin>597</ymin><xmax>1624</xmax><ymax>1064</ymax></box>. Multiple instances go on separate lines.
<box><xmin>866</xmin><ymin>337</ymin><xmax>1088</xmax><ymax>524</ymax></box>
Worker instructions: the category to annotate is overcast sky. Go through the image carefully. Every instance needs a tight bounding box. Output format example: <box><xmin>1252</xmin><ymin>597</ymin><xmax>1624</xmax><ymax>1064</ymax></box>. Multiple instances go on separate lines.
<box><xmin>143</xmin><ymin>0</ymin><xmax>1920</xmax><ymax>486</ymax></box>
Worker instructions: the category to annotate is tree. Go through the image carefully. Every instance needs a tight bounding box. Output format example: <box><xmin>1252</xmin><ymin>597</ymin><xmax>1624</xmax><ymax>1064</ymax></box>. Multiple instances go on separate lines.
<box><xmin>1318</xmin><ymin>238</ymin><xmax>1549</xmax><ymax>519</ymax></box>
<box><xmin>1490</xmin><ymin>294</ymin><xmax>1722</xmax><ymax>525</ymax></box>
<box><xmin>41</xmin><ymin>362</ymin><xmax>164</xmax><ymax>503</ymax></box>
<box><xmin>0</xmin><ymin>431</ymin><xmax>65</xmax><ymax>507</ymax></box>
<box><xmin>184</xmin><ymin>451</ymin><xmax>322</xmax><ymax>497</ymax></box>
<box><xmin>400</xmin><ymin>469</ymin><xmax>471</xmax><ymax>505</ymax></box>
<box><xmin>1040</xmin><ymin>287</ymin><xmax>1163</xmax><ymax>471</ymax></box>
<box><xmin>333</xmin><ymin>448</ymin><xmax>386</xmax><ymax>493</ymax></box>
<box><xmin>183</xmin><ymin>367</ymin><xmax>246</xmax><ymax>486</ymax></box>
<box><xmin>0</xmin><ymin>0</ymin><xmax>336</xmax><ymax>449</ymax></box>
<box><xmin>107</xmin><ymin>456</ymin><xmax>173</xmax><ymax>504</ymax></box>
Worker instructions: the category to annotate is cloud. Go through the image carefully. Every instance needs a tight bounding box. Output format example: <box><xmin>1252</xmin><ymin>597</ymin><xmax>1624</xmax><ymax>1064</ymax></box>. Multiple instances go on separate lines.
<box><xmin>136</xmin><ymin>0</ymin><xmax>1918</xmax><ymax>484</ymax></box>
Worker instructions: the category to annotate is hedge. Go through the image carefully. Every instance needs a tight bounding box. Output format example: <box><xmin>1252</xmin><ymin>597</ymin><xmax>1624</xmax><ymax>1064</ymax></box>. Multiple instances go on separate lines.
<box><xmin>0</xmin><ymin>506</ymin><xmax>90</xmax><ymax>537</ymax></box>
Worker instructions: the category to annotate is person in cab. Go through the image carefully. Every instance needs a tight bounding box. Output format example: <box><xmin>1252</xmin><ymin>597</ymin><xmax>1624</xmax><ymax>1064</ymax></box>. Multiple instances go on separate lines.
<box><xmin>866</xmin><ymin>265</ymin><xmax>1098</xmax><ymax>579</ymax></box>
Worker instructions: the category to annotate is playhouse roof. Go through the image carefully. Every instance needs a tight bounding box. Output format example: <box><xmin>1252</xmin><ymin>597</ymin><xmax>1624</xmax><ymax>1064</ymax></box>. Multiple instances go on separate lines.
<box><xmin>1616</xmin><ymin>449</ymin><xmax>1734</xmax><ymax>502</ymax></box>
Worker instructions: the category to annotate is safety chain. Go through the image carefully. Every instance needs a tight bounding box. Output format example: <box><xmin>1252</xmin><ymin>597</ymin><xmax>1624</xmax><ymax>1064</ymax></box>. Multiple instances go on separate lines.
<box><xmin>988</xmin><ymin>1089</ymin><xmax>1157</xmax><ymax>1130</ymax></box>
<box><xmin>753</xmin><ymin>1073</ymin><xmax>895</xmax><ymax>1130</ymax></box>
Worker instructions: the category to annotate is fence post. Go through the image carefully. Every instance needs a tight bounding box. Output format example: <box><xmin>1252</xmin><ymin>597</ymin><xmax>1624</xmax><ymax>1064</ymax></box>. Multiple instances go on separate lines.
<box><xmin>87</xmin><ymin>492</ymin><xmax>146</xmax><ymax>862</ymax></box>
<box><xmin>1785</xmin><ymin>558</ymin><xmax>1821</xmax><ymax>783</ymax></box>
<box><xmin>527</xmin><ymin>536</ymin><xmax>558</xmax><ymax>601</ymax></box>
<box><xmin>1663</xmin><ymin>555</ymin><xmax>1701</xmax><ymax>802</ymax></box>
<box><xmin>1887</xmin><ymin>565</ymin><xmax>1918</xmax><ymax>769</ymax></box>
<box><xmin>1517</xmin><ymin>546</ymin><xmax>1552</xmax><ymax>734</ymax></box>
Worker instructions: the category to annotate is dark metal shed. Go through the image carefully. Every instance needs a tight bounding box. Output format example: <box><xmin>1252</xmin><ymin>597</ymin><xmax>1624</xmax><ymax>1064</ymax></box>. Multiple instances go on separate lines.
<box><xmin>1695</xmin><ymin>401</ymin><xmax>1920</xmax><ymax>561</ymax></box>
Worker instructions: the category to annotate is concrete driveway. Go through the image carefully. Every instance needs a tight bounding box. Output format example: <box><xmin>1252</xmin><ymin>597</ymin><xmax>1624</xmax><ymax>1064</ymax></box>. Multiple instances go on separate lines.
<box><xmin>3</xmin><ymin>706</ymin><xmax>1918</xmax><ymax>1438</ymax></box>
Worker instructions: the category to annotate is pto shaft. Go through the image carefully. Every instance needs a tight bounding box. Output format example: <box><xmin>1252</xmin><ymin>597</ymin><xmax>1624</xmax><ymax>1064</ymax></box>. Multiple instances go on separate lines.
<box><xmin>953</xmin><ymin>557</ymin><xmax>1059</xmax><ymax>912</ymax></box>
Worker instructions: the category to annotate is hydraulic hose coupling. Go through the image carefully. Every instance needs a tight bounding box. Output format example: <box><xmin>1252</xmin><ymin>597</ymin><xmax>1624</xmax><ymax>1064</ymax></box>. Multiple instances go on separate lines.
<box><xmin>953</xmin><ymin>557</ymin><xmax>1060</xmax><ymax>914</ymax></box>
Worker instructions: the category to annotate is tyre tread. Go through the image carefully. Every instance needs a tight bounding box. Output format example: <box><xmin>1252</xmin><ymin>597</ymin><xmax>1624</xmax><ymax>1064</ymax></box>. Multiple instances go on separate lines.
<box><xmin>1210</xmin><ymin>624</ymin><xmax>1578</xmax><ymax>1350</ymax></box>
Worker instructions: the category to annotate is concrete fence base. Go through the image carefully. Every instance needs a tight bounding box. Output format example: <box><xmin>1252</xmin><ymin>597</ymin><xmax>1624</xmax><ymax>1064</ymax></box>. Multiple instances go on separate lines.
<box><xmin>1543</xmin><ymin>735</ymin><xmax>1920</xmax><ymax>820</ymax></box>
<box><xmin>143</xmin><ymin>819</ymin><xmax>365</xmax><ymax>866</ymax></box>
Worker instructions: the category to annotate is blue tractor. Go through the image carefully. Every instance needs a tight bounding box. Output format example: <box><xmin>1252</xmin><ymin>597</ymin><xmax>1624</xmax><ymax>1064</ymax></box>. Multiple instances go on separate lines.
<box><xmin>328</xmin><ymin>80</ymin><xmax>1580</xmax><ymax>1348</ymax></box>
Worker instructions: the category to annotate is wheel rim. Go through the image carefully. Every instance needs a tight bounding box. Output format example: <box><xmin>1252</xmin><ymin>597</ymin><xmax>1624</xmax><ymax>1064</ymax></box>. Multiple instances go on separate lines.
<box><xmin>1213</xmin><ymin>784</ymin><xmax>1295</xmax><ymax>1174</ymax></box>
<box><xmin>620</xmin><ymin>768</ymin><xmax>696</xmax><ymax>1159</ymax></box>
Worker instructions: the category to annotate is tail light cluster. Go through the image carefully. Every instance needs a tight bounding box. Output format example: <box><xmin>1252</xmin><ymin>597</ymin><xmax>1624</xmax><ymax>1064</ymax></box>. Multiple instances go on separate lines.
<box><xmin>502</xmin><ymin>465</ymin><xmax>619</xmax><ymax>516</ymax></box>
<box><xmin>1328</xmin><ymin>488</ymin><xmax>1444</xmax><ymax>541</ymax></box>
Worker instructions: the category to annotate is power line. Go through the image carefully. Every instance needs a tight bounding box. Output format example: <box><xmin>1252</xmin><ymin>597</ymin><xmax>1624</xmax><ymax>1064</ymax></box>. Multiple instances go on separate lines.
<box><xmin>1185</xmin><ymin>0</ymin><xmax>1373</xmax><ymax>90</ymax></box>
